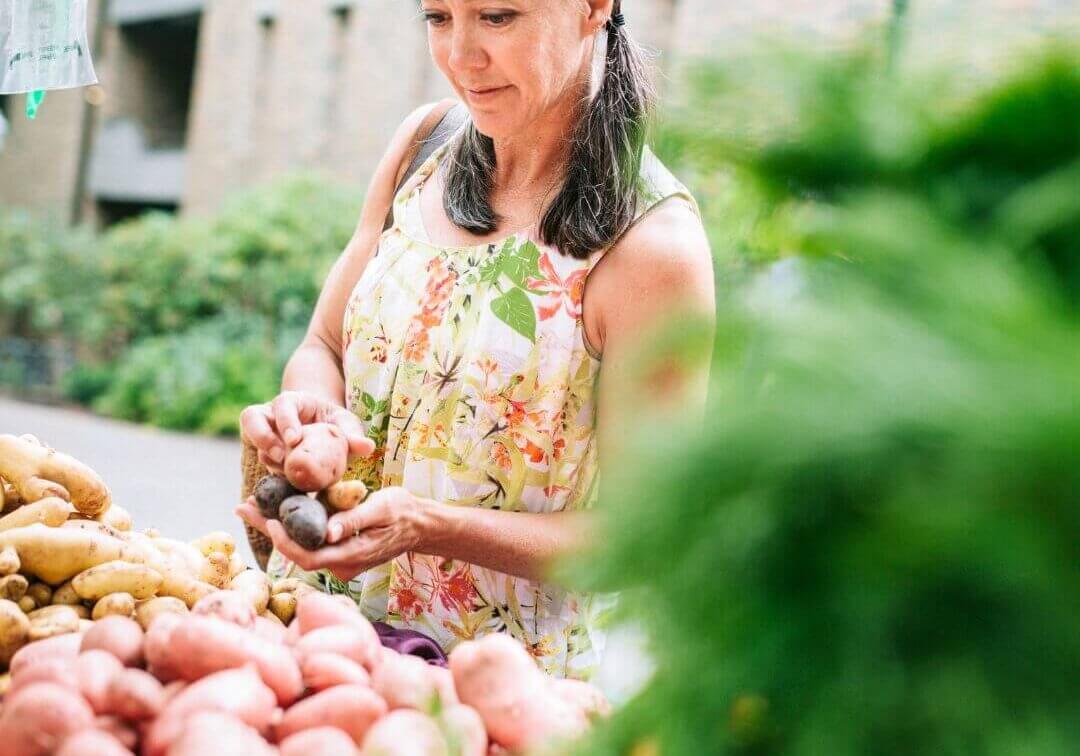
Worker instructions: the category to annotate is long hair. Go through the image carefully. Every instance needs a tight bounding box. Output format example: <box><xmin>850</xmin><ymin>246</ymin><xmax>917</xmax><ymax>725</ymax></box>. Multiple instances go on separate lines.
<box><xmin>442</xmin><ymin>1</ymin><xmax>656</xmax><ymax>259</ymax></box>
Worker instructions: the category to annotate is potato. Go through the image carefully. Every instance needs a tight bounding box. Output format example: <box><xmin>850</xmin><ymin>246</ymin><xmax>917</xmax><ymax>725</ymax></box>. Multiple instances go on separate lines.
<box><xmin>284</xmin><ymin>423</ymin><xmax>348</xmax><ymax>493</ymax></box>
<box><xmin>168</xmin><ymin>615</ymin><xmax>303</xmax><ymax>705</ymax></box>
<box><xmin>93</xmin><ymin>592</ymin><xmax>136</xmax><ymax>620</ymax></box>
<box><xmin>143</xmin><ymin>667</ymin><xmax>277</xmax><ymax>756</ymax></box>
<box><xmin>0</xmin><ymin>497</ymin><xmax>74</xmax><ymax>532</ymax></box>
<box><xmin>0</xmin><ymin>433</ymin><xmax>111</xmax><ymax>517</ymax></box>
<box><xmin>55</xmin><ymin>730</ymin><xmax>132</xmax><ymax>756</ymax></box>
<box><xmin>192</xmin><ymin>590</ymin><xmax>256</xmax><ymax>628</ymax></box>
<box><xmin>0</xmin><ymin>672</ymin><xmax>8</xmax><ymax>696</ymax></box>
<box><xmin>76</xmin><ymin>649</ymin><xmax>124</xmax><ymax>713</ymax></box>
<box><xmin>93</xmin><ymin>715</ymin><xmax>138</xmax><ymax>751</ymax></box>
<box><xmin>280</xmin><ymin>727</ymin><xmax>359</xmax><ymax>756</ymax></box>
<box><xmin>450</xmin><ymin>634</ymin><xmax>587</xmax><ymax>751</ymax></box>
<box><xmin>429</xmin><ymin>665</ymin><xmax>459</xmax><ymax>706</ymax></box>
<box><xmin>7</xmin><ymin>658</ymin><xmax>73</xmax><ymax>698</ymax></box>
<box><xmin>9</xmin><ymin>631</ymin><xmax>81</xmax><ymax>675</ymax></box>
<box><xmin>27</xmin><ymin>605</ymin><xmax>80</xmax><ymax>641</ymax></box>
<box><xmin>0</xmin><ymin>574</ymin><xmax>28</xmax><ymax>602</ymax></box>
<box><xmin>81</xmin><ymin>615</ymin><xmax>145</xmax><ymax>667</ymax></box>
<box><xmin>135</xmin><ymin>596</ymin><xmax>188</xmax><ymax>631</ymax></box>
<box><xmin>295</xmin><ymin>591</ymin><xmax>376</xmax><ymax>637</ymax></box>
<box><xmin>226</xmin><ymin>550</ymin><xmax>247</xmax><ymax>580</ymax></box>
<box><xmin>144</xmin><ymin>612</ymin><xmax>186</xmax><ymax>682</ymax></box>
<box><xmin>268</xmin><ymin>591</ymin><xmax>298</xmax><ymax>624</ymax></box>
<box><xmin>0</xmin><ymin>599</ymin><xmax>29</xmax><ymax>665</ymax></box>
<box><xmin>360</xmin><ymin>710</ymin><xmax>449</xmax><ymax>756</ymax></box>
<box><xmin>26</xmin><ymin>582</ymin><xmax>52</xmax><ymax>606</ymax></box>
<box><xmin>166</xmin><ymin>711</ymin><xmax>277</xmax><ymax>756</ymax></box>
<box><xmin>280</xmin><ymin>495</ymin><xmax>329</xmax><ymax>550</ymax></box>
<box><xmin>73</xmin><ymin>560</ymin><xmax>163</xmax><ymax>601</ymax></box>
<box><xmin>203</xmin><ymin>552</ymin><xmax>232</xmax><ymax>589</ymax></box>
<box><xmin>276</xmin><ymin>684</ymin><xmax>387</xmax><ymax>744</ymax></box>
<box><xmin>252</xmin><ymin>615</ymin><xmax>288</xmax><ymax>645</ymax></box>
<box><xmin>97</xmin><ymin>504</ymin><xmax>132</xmax><ymax>532</ymax></box>
<box><xmin>229</xmin><ymin>569</ymin><xmax>270</xmax><ymax>614</ymax></box>
<box><xmin>30</xmin><ymin>603</ymin><xmax>89</xmax><ymax>621</ymax></box>
<box><xmin>301</xmin><ymin>652</ymin><xmax>371</xmax><ymax>693</ymax></box>
<box><xmin>271</xmin><ymin>578</ymin><xmax>305</xmax><ymax>595</ymax></box>
<box><xmin>295</xmin><ymin>624</ymin><xmax>382</xmax><ymax>673</ymax></box>
<box><xmin>253</xmin><ymin>475</ymin><xmax>301</xmax><ymax>520</ymax></box>
<box><xmin>17</xmin><ymin>595</ymin><xmax>36</xmax><ymax>613</ymax></box>
<box><xmin>0</xmin><ymin>682</ymin><xmax>96</xmax><ymax>756</ymax></box>
<box><xmin>552</xmin><ymin>678</ymin><xmax>611</xmax><ymax>719</ymax></box>
<box><xmin>190</xmin><ymin>530</ymin><xmax>236</xmax><ymax>558</ymax></box>
<box><xmin>101</xmin><ymin>668</ymin><xmax>166</xmax><ymax>721</ymax></box>
<box><xmin>51</xmin><ymin>579</ymin><xmax>81</xmax><ymax>605</ymax></box>
<box><xmin>0</xmin><ymin>525</ymin><xmax>157</xmax><ymax>585</ymax></box>
<box><xmin>319</xmin><ymin>479</ymin><xmax>369</xmax><ymax>513</ymax></box>
<box><xmin>438</xmin><ymin>705</ymin><xmax>487</xmax><ymax>756</ymax></box>
<box><xmin>371</xmin><ymin>651</ymin><xmax>440</xmax><ymax>711</ymax></box>
<box><xmin>0</xmin><ymin>545</ymin><xmax>19</xmax><ymax>576</ymax></box>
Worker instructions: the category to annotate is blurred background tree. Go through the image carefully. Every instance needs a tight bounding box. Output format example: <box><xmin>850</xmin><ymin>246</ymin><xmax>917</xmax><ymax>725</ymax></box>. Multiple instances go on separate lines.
<box><xmin>571</xmin><ymin>38</ymin><xmax>1080</xmax><ymax>756</ymax></box>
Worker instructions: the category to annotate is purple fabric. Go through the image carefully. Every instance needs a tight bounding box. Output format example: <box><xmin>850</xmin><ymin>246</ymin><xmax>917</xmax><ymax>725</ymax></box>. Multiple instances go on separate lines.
<box><xmin>372</xmin><ymin>621</ymin><xmax>448</xmax><ymax>667</ymax></box>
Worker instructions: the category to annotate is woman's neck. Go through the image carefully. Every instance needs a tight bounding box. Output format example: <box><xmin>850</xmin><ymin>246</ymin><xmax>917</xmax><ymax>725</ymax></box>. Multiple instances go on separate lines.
<box><xmin>489</xmin><ymin>90</ymin><xmax>583</xmax><ymax>196</ymax></box>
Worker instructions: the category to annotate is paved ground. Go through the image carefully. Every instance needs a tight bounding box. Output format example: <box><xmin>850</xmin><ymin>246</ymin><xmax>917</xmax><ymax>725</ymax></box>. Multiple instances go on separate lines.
<box><xmin>0</xmin><ymin>396</ymin><xmax>253</xmax><ymax>562</ymax></box>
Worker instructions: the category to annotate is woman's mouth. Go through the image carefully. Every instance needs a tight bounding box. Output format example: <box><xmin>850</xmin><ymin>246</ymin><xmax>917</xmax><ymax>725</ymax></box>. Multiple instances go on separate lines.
<box><xmin>466</xmin><ymin>86</ymin><xmax>509</xmax><ymax>101</ymax></box>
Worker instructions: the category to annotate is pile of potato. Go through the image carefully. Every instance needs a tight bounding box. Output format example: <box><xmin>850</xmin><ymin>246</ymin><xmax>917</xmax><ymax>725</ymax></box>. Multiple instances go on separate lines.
<box><xmin>0</xmin><ymin>589</ymin><xmax>609</xmax><ymax>755</ymax></box>
<box><xmin>0</xmin><ymin>434</ymin><xmax>260</xmax><ymax>670</ymax></box>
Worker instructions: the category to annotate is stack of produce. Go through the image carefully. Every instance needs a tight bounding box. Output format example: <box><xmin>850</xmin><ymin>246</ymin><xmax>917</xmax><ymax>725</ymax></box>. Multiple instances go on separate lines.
<box><xmin>0</xmin><ymin>590</ymin><xmax>608</xmax><ymax>755</ymax></box>
<box><xmin>0</xmin><ymin>433</ymin><xmax>609</xmax><ymax>753</ymax></box>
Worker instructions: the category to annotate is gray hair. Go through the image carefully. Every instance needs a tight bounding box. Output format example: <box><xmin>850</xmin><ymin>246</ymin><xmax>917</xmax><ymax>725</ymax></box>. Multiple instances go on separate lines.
<box><xmin>443</xmin><ymin>0</ymin><xmax>656</xmax><ymax>259</ymax></box>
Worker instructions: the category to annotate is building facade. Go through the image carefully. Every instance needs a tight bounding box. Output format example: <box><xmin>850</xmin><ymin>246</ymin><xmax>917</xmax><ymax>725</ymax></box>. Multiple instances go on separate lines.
<box><xmin>0</xmin><ymin>0</ymin><xmax>1075</xmax><ymax>228</ymax></box>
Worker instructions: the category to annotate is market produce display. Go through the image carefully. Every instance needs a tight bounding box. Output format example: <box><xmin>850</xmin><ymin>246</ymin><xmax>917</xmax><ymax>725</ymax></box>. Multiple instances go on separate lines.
<box><xmin>0</xmin><ymin>433</ymin><xmax>609</xmax><ymax>754</ymax></box>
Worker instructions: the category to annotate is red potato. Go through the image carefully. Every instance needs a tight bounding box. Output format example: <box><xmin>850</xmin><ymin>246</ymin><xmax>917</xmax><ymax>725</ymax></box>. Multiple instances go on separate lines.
<box><xmin>450</xmin><ymin>634</ymin><xmax>587</xmax><ymax>751</ymax></box>
<box><xmin>275</xmin><ymin>684</ymin><xmax>386</xmax><ymax>744</ymax></box>
<box><xmin>77</xmin><ymin>649</ymin><xmax>124</xmax><ymax>712</ymax></box>
<box><xmin>8</xmin><ymin>631</ymin><xmax>82</xmax><ymax>675</ymax></box>
<box><xmin>284</xmin><ymin>423</ymin><xmax>349</xmax><ymax>492</ymax></box>
<box><xmin>167</xmin><ymin>615</ymin><xmax>303</xmax><ymax>705</ymax></box>
<box><xmin>144</xmin><ymin>666</ymin><xmax>277</xmax><ymax>756</ymax></box>
<box><xmin>56</xmin><ymin>729</ymin><xmax>133</xmax><ymax>756</ymax></box>
<box><xmin>81</xmin><ymin>616</ymin><xmax>144</xmax><ymax>667</ymax></box>
<box><xmin>295</xmin><ymin>591</ymin><xmax>376</xmax><ymax>635</ymax></box>
<box><xmin>101</xmin><ymin>668</ymin><xmax>166</xmax><ymax>720</ymax></box>
<box><xmin>253</xmin><ymin>614</ymin><xmax>288</xmax><ymax>645</ymax></box>
<box><xmin>166</xmin><ymin>711</ymin><xmax>278</xmax><ymax>756</ymax></box>
<box><xmin>301</xmin><ymin>652</ymin><xmax>371</xmax><ymax>692</ymax></box>
<box><xmin>439</xmin><ymin>704</ymin><xmax>488</xmax><ymax>756</ymax></box>
<box><xmin>428</xmin><ymin>664</ymin><xmax>460</xmax><ymax>706</ymax></box>
<box><xmin>144</xmin><ymin>612</ymin><xmax>185</xmax><ymax>682</ymax></box>
<box><xmin>161</xmin><ymin>680</ymin><xmax>187</xmax><ymax>703</ymax></box>
<box><xmin>279</xmin><ymin>727</ymin><xmax>359</xmax><ymax>756</ymax></box>
<box><xmin>284</xmin><ymin>618</ymin><xmax>302</xmax><ymax>646</ymax></box>
<box><xmin>0</xmin><ymin>682</ymin><xmax>96</xmax><ymax>756</ymax></box>
<box><xmin>294</xmin><ymin>624</ymin><xmax>381</xmax><ymax>672</ymax></box>
<box><xmin>192</xmin><ymin>590</ymin><xmax>256</xmax><ymax>628</ymax></box>
<box><xmin>360</xmin><ymin>710</ymin><xmax>449</xmax><ymax>756</ymax></box>
<box><xmin>8</xmin><ymin>657</ymin><xmax>76</xmax><ymax>698</ymax></box>
<box><xmin>371</xmin><ymin>651</ymin><xmax>439</xmax><ymax>710</ymax></box>
<box><xmin>552</xmin><ymin>678</ymin><xmax>611</xmax><ymax>719</ymax></box>
<box><xmin>94</xmin><ymin>715</ymin><xmax>138</xmax><ymax>750</ymax></box>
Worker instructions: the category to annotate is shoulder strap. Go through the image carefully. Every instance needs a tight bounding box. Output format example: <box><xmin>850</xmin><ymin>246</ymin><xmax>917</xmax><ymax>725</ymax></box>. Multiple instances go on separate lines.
<box><xmin>382</xmin><ymin>99</ymin><xmax>467</xmax><ymax>232</ymax></box>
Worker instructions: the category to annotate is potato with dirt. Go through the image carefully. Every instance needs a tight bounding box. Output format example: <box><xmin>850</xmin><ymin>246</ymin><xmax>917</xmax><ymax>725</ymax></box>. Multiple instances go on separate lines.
<box><xmin>279</xmin><ymin>495</ymin><xmax>329</xmax><ymax>550</ymax></box>
<box><xmin>360</xmin><ymin>709</ymin><xmax>449</xmax><ymax>756</ymax></box>
<box><xmin>253</xmin><ymin>475</ymin><xmax>301</xmax><ymax>519</ymax></box>
<box><xmin>0</xmin><ymin>434</ymin><xmax>111</xmax><ymax>517</ymax></box>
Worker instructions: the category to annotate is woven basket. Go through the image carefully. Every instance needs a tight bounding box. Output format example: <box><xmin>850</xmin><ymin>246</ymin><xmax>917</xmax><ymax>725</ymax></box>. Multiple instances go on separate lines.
<box><xmin>240</xmin><ymin>436</ymin><xmax>274</xmax><ymax>570</ymax></box>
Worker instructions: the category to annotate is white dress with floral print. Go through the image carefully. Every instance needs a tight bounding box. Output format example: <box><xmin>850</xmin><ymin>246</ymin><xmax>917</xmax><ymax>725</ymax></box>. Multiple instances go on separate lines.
<box><xmin>268</xmin><ymin>131</ymin><xmax>697</xmax><ymax>679</ymax></box>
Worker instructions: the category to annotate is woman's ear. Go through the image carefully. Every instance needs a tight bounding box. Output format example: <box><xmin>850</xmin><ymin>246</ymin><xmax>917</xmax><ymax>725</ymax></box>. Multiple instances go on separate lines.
<box><xmin>583</xmin><ymin>0</ymin><xmax>615</xmax><ymax>34</ymax></box>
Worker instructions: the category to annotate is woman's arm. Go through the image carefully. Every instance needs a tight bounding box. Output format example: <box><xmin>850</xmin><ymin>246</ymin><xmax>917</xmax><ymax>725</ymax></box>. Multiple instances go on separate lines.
<box><xmin>240</xmin><ymin>102</ymin><xmax>439</xmax><ymax>470</ymax></box>
<box><xmin>240</xmin><ymin>198</ymin><xmax>715</xmax><ymax>583</ymax></box>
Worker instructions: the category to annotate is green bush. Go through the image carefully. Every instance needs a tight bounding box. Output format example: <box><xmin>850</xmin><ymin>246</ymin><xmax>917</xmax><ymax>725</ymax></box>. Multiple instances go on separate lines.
<box><xmin>573</xmin><ymin>45</ymin><xmax>1080</xmax><ymax>756</ymax></box>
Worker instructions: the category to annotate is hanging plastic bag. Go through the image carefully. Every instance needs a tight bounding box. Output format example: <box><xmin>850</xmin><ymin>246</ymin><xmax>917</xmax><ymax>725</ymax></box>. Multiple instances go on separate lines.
<box><xmin>0</xmin><ymin>0</ymin><xmax>98</xmax><ymax>95</ymax></box>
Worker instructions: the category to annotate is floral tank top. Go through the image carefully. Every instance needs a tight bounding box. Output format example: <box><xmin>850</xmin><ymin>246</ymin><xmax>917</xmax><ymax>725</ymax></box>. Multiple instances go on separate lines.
<box><xmin>268</xmin><ymin>130</ymin><xmax>697</xmax><ymax>679</ymax></box>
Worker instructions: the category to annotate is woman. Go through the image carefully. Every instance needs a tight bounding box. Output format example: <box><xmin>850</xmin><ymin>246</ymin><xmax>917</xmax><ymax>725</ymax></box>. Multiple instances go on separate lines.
<box><xmin>238</xmin><ymin>0</ymin><xmax>714</xmax><ymax>680</ymax></box>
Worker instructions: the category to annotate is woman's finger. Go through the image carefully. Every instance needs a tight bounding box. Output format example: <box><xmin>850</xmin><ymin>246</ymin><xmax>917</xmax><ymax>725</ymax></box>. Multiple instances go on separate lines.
<box><xmin>330</xmin><ymin>407</ymin><xmax>376</xmax><ymax>458</ymax></box>
<box><xmin>271</xmin><ymin>391</ymin><xmax>325</xmax><ymax>450</ymax></box>
<box><xmin>257</xmin><ymin>450</ymin><xmax>284</xmax><ymax>476</ymax></box>
<box><xmin>235</xmin><ymin>499</ymin><xmax>271</xmax><ymax>538</ymax></box>
<box><xmin>240</xmin><ymin>404</ymin><xmax>285</xmax><ymax>463</ymax></box>
<box><xmin>325</xmin><ymin>499</ymin><xmax>389</xmax><ymax>544</ymax></box>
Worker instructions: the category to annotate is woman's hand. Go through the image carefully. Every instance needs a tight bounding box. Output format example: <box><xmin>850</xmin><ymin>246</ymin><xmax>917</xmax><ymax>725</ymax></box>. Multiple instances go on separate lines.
<box><xmin>235</xmin><ymin>487</ymin><xmax>432</xmax><ymax>583</ymax></box>
<box><xmin>240</xmin><ymin>391</ymin><xmax>375</xmax><ymax>475</ymax></box>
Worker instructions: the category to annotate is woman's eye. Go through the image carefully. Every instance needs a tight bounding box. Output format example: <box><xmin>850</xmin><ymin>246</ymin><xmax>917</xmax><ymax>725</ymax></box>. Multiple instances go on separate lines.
<box><xmin>482</xmin><ymin>12</ymin><xmax>516</xmax><ymax>26</ymax></box>
<box><xmin>421</xmin><ymin>12</ymin><xmax>449</xmax><ymax>26</ymax></box>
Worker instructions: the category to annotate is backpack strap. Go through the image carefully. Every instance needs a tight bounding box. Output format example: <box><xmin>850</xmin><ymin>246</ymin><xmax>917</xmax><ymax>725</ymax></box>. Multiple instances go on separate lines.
<box><xmin>382</xmin><ymin>99</ymin><xmax>467</xmax><ymax>232</ymax></box>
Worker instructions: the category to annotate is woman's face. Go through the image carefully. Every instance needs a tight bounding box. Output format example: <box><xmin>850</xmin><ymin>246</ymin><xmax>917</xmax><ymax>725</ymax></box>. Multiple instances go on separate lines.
<box><xmin>420</xmin><ymin>1</ymin><xmax>606</xmax><ymax>139</ymax></box>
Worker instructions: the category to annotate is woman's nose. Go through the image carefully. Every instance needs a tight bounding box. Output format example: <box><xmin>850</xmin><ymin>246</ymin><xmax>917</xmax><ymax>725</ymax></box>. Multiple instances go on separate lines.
<box><xmin>447</xmin><ymin>24</ymin><xmax>486</xmax><ymax>72</ymax></box>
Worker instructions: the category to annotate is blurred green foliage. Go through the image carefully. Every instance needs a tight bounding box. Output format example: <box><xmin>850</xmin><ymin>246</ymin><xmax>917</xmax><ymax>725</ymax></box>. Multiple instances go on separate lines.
<box><xmin>574</xmin><ymin>44</ymin><xmax>1080</xmax><ymax>756</ymax></box>
<box><xmin>0</xmin><ymin>175</ymin><xmax>358</xmax><ymax>433</ymax></box>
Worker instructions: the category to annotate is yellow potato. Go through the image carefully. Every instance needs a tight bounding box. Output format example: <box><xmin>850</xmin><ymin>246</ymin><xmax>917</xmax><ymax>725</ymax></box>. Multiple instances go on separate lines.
<box><xmin>30</xmin><ymin>603</ymin><xmax>89</xmax><ymax>621</ymax></box>
<box><xmin>27</xmin><ymin>582</ymin><xmax>52</xmax><ymax>607</ymax></box>
<box><xmin>93</xmin><ymin>592</ymin><xmax>136</xmax><ymax>620</ymax></box>
<box><xmin>0</xmin><ymin>545</ymin><xmax>18</xmax><ymax>576</ymax></box>
<box><xmin>205</xmin><ymin>551</ymin><xmax>231</xmax><ymax>589</ymax></box>
<box><xmin>0</xmin><ymin>599</ymin><xmax>30</xmax><ymax>666</ymax></box>
<box><xmin>0</xmin><ymin>496</ymin><xmax>74</xmax><ymax>532</ymax></box>
<box><xmin>0</xmin><ymin>524</ymin><xmax>157</xmax><ymax>585</ymax></box>
<box><xmin>51</xmin><ymin>580</ymin><xmax>80</xmax><ymax>605</ymax></box>
<box><xmin>134</xmin><ymin>596</ymin><xmax>188</xmax><ymax>631</ymax></box>
<box><xmin>152</xmin><ymin>572</ymin><xmax>216</xmax><ymax>609</ymax></box>
<box><xmin>227</xmin><ymin>550</ymin><xmax>247</xmax><ymax>580</ymax></box>
<box><xmin>0</xmin><ymin>575</ymin><xmax>28</xmax><ymax>602</ymax></box>
<box><xmin>229</xmin><ymin>569</ymin><xmax>270</xmax><ymax>614</ymax></box>
<box><xmin>0</xmin><ymin>433</ymin><xmax>111</xmax><ymax>516</ymax></box>
<box><xmin>17</xmin><ymin>596</ymin><xmax>36</xmax><ymax>613</ymax></box>
<box><xmin>98</xmin><ymin>503</ymin><xmax>133</xmax><ymax>532</ymax></box>
<box><xmin>191</xmin><ymin>530</ymin><xmax>236</xmax><ymax>558</ymax></box>
<box><xmin>268</xmin><ymin>592</ymin><xmax>297</xmax><ymax>625</ymax></box>
<box><xmin>27</xmin><ymin>604</ymin><xmax>80</xmax><ymax>641</ymax></box>
<box><xmin>73</xmin><ymin>560</ymin><xmax>163</xmax><ymax>601</ymax></box>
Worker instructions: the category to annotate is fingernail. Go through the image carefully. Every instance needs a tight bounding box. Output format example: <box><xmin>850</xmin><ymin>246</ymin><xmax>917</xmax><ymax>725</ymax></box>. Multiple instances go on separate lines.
<box><xmin>328</xmin><ymin>523</ymin><xmax>342</xmax><ymax>542</ymax></box>
<box><xmin>283</xmin><ymin>429</ymin><xmax>299</xmax><ymax>446</ymax></box>
<box><xmin>269</xmin><ymin>446</ymin><xmax>284</xmax><ymax>463</ymax></box>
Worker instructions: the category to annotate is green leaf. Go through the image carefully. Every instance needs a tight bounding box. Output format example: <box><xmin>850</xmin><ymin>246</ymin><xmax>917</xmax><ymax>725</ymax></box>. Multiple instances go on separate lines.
<box><xmin>361</xmin><ymin>392</ymin><xmax>376</xmax><ymax>410</ymax></box>
<box><xmin>491</xmin><ymin>287</ymin><xmax>536</xmax><ymax>343</ymax></box>
<box><xmin>502</xmin><ymin>240</ymin><xmax>542</xmax><ymax>288</ymax></box>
